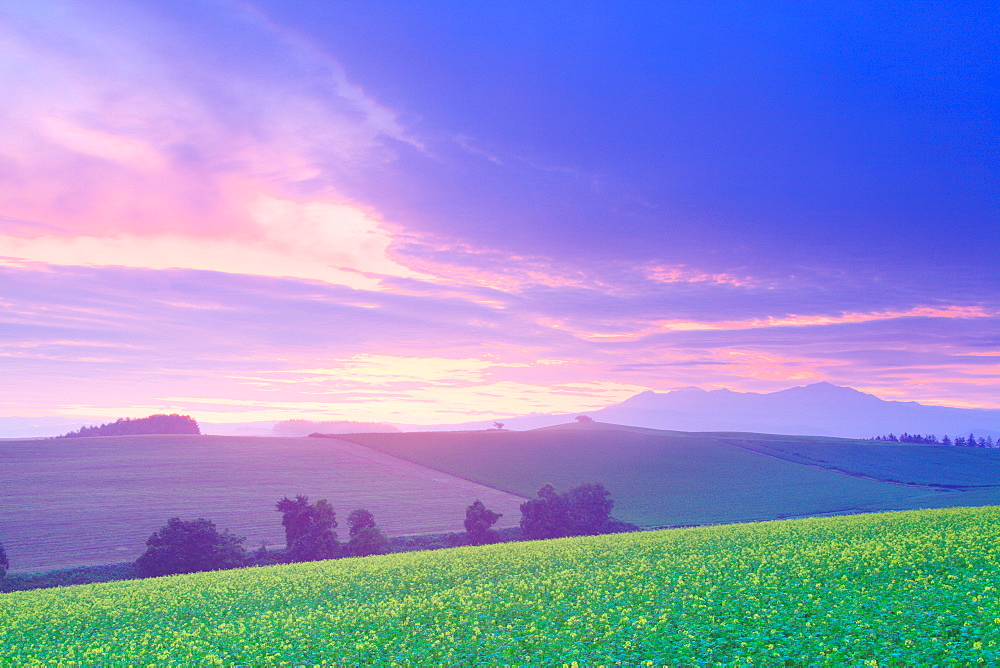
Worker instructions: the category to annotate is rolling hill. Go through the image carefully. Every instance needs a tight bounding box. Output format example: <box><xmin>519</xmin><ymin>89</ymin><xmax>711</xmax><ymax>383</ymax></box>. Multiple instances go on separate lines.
<box><xmin>4</xmin><ymin>507</ymin><xmax>999</xmax><ymax>664</ymax></box>
<box><xmin>0</xmin><ymin>434</ymin><xmax>525</xmax><ymax>572</ymax></box>
<box><xmin>337</xmin><ymin>422</ymin><xmax>1000</xmax><ymax>527</ymax></box>
<box><xmin>8</xmin><ymin>421</ymin><xmax>1000</xmax><ymax>574</ymax></box>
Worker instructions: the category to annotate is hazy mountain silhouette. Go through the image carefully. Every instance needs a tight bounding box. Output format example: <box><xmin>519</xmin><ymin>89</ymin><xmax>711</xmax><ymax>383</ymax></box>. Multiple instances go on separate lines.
<box><xmin>399</xmin><ymin>383</ymin><xmax>1000</xmax><ymax>439</ymax></box>
<box><xmin>580</xmin><ymin>383</ymin><xmax>990</xmax><ymax>438</ymax></box>
<box><xmin>5</xmin><ymin>383</ymin><xmax>998</xmax><ymax>440</ymax></box>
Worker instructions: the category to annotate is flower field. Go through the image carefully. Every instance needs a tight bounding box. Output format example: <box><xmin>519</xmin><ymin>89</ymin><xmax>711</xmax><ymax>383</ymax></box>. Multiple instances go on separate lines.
<box><xmin>3</xmin><ymin>506</ymin><xmax>1000</xmax><ymax>664</ymax></box>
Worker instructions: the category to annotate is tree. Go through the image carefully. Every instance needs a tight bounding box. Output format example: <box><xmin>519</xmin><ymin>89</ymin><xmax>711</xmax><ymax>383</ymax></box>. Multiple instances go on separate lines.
<box><xmin>135</xmin><ymin>517</ymin><xmax>246</xmax><ymax>577</ymax></box>
<box><xmin>464</xmin><ymin>500</ymin><xmax>502</xmax><ymax>545</ymax></box>
<box><xmin>520</xmin><ymin>482</ymin><xmax>615</xmax><ymax>540</ymax></box>
<box><xmin>564</xmin><ymin>482</ymin><xmax>614</xmax><ymax>535</ymax></box>
<box><xmin>276</xmin><ymin>495</ymin><xmax>312</xmax><ymax>549</ymax></box>
<box><xmin>575</xmin><ymin>415</ymin><xmax>594</xmax><ymax>423</ymax></box>
<box><xmin>347</xmin><ymin>508</ymin><xmax>376</xmax><ymax>537</ymax></box>
<box><xmin>493</xmin><ymin>421</ymin><xmax>505</xmax><ymax>430</ymax></box>
<box><xmin>520</xmin><ymin>483</ymin><xmax>571</xmax><ymax>540</ymax></box>
<box><xmin>347</xmin><ymin>527</ymin><xmax>390</xmax><ymax>557</ymax></box>
<box><xmin>345</xmin><ymin>510</ymin><xmax>389</xmax><ymax>557</ymax></box>
<box><xmin>0</xmin><ymin>540</ymin><xmax>8</xmax><ymax>580</ymax></box>
<box><xmin>276</xmin><ymin>496</ymin><xmax>339</xmax><ymax>562</ymax></box>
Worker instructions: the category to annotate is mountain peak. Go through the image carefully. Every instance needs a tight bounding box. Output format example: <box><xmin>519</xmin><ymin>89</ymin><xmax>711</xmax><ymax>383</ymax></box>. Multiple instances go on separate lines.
<box><xmin>590</xmin><ymin>381</ymin><xmax>998</xmax><ymax>438</ymax></box>
<box><xmin>779</xmin><ymin>382</ymin><xmax>868</xmax><ymax>396</ymax></box>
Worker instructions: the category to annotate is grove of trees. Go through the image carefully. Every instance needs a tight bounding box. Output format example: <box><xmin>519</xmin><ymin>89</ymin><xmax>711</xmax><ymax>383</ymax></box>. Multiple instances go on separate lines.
<box><xmin>868</xmin><ymin>432</ymin><xmax>996</xmax><ymax>447</ymax></box>
<box><xmin>106</xmin><ymin>483</ymin><xmax>617</xmax><ymax>581</ymax></box>
<box><xmin>57</xmin><ymin>414</ymin><xmax>200</xmax><ymax>438</ymax></box>
<box><xmin>520</xmin><ymin>482</ymin><xmax>614</xmax><ymax>540</ymax></box>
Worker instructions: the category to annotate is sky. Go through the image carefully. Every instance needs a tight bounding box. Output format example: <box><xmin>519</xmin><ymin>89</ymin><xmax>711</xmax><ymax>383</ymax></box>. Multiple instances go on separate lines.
<box><xmin>0</xmin><ymin>0</ymin><xmax>997</xmax><ymax>428</ymax></box>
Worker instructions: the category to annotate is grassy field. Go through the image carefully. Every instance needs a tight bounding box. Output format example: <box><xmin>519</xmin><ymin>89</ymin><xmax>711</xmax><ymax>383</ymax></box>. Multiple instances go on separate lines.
<box><xmin>0</xmin><ymin>435</ymin><xmax>525</xmax><ymax>572</ymax></box>
<box><xmin>337</xmin><ymin>425</ymin><xmax>1000</xmax><ymax>527</ymax></box>
<box><xmin>3</xmin><ymin>506</ymin><xmax>999</xmax><ymax>664</ymax></box>
<box><xmin>718</xmin><ymin>435</ymin><xmax>1000</xmax><ymax>487</ymax></box>
<box><xmin>9</xmin><ymin>425</ymin><xmax>1000</xmax><ymax>574</ymax></box>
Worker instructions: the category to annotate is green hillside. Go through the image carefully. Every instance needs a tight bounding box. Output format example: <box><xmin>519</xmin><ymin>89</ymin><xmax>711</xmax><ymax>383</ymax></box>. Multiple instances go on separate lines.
<box><xmin>335</xmin><ymin>426</ymin><xmax>1000</xmax><ymax>527</ymax></box>
<box><xmin>718</xmin><ymin>435</ymin><xmax>1000</xmax><ymax>487</ymax></box>
<box><xmin>337</xmin><ymin>424</ymin><xmax>1000</xmax><ymax>527</ymax></box>
<box><xmin>3</xmin><ymin>507</ymin><xmax>999</xmax><ymax>664</ymax></box>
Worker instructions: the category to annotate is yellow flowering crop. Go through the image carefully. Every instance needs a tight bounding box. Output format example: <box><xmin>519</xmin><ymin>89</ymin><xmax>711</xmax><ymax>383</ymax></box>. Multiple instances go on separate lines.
<box><xmin>3</xmin><ymin>506</ymin><xmax>1000</xmax><ymax>664</ymax></box>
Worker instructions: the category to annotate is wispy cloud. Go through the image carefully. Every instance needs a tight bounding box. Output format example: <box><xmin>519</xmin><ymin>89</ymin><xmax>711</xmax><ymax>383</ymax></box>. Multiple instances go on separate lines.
<box><xmin>4</xmin><ymin>261</ymin><xmax>999</xmax><ymax>422</ymax></box>
<box><xmin>0</xmin><ymin>1</ymin><xmax>427</xmax><ymax>288</ymax></box>
<box><xmin>537</xmin><ymin>306</ymin><xmax>995</xmax><ymax>343</ymax></box>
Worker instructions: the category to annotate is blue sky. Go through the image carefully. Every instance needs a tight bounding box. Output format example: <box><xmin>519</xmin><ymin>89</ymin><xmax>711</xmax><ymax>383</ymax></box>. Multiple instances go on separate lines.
<box><xmin>0</xmin><ymin>0</ymin><xmax>996</xmax><ymax>426</ymax></box>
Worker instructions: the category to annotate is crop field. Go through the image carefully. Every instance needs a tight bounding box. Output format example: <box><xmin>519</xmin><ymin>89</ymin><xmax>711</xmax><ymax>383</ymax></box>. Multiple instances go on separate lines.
<box><xmin>3</xmin><ymin>506</ymin><xmax>999</xmax><ymax>664</ymax></box>
<box><xmin>0</xmin><ymin>435</ymin><xmax>525</xmax><ymax>572</ymax></box>
<box><xmin>337</xmin><ymin>427</ymin><xmax>989</xmax><ymax>527</ymax></box>
<box><xmin>718</xmin><ymin>435</ymin><xmax>1000</xmax><ymax>487</ymax></box>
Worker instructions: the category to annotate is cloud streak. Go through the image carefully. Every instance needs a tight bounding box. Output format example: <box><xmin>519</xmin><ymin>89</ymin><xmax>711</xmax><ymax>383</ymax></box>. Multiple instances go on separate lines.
<box><xmin>3</xmin><ymin>261</ymin><xmax>999</xmax><ymax>426</ymax></box>
<box><xmin>0</xmin><ymin>0</ymin><xmax>427</xmax><ymax>289</ymax></box>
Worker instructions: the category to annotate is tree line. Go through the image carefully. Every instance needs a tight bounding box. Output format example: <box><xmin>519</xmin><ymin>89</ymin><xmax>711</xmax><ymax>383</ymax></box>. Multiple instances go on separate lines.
<box><xmin>866</xmin><ymin>432</ymin><xmax>996</xmax><ymax>447</ymax></box>
<box><xmin>0</xmin><ymin>482</ymin><xmax>628</xmax><ymax>585</ymax></box>
<box><xmin>56</xmin><ymin>414</ymin><xmax>200</xmax><ymax>438</ymax></box>
<box><xmin>131</xmin><ymin>482</ymin><xmax>623</xmax><ymax>578</ymax></box>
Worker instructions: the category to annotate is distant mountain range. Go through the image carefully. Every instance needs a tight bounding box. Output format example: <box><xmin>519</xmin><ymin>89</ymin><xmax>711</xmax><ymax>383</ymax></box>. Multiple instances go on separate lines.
<box><xmin>398</xmin><ymin>383</ymin><xmax>1000</xmax><ymax>439</ymax></box>
<box><xmin>4</xmin><ymin>383</ymin><xmax>998</xmax><ymax>439</ymax></box>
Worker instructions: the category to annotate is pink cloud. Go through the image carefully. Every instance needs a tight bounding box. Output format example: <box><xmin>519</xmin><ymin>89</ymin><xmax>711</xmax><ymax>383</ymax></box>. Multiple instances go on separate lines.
<box><xmin>0</xmin><ymin>2</ymin><xmax>427</xmax><ymax>288</ymax></box>
<box><xmin>536</xmin><ymin>306</ymin><xmax>994</xmax><ymax>342</ymax></box>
